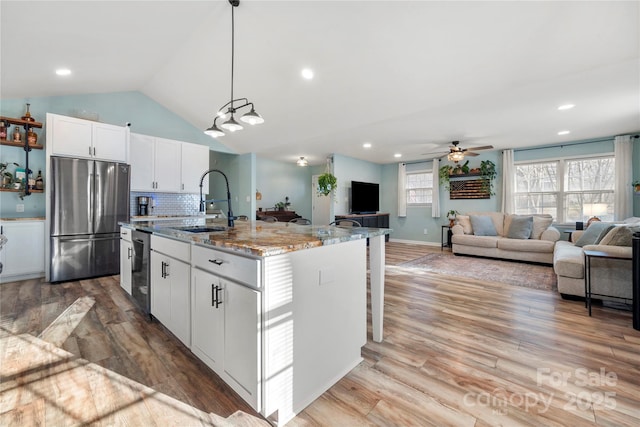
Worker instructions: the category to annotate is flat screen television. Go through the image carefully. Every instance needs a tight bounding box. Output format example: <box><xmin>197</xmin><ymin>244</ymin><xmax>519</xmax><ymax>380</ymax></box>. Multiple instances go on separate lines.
<box><xmin>351</xmin><ymin>181</ymin><xmax>379</xmax><ymax>214</ymax></box>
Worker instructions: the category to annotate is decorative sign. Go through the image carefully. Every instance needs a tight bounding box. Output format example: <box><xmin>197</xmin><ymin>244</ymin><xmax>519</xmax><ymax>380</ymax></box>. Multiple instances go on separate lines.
<box><xmin>450</xmin><ymin>178</ymin><xmax>490</xmax><ymax>199</ymax></box>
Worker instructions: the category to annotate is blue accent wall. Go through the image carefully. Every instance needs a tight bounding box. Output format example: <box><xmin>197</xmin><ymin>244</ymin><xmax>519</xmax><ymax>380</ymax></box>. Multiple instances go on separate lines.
<box><xmin>255</xmin><ymin>157</ymin><xmax>312</xmax><ymax>220</ymax></box>
<box><xmin>333</xmin><ymin>154</ymin><xmax>383</xmax><ymax>216</ymax></box>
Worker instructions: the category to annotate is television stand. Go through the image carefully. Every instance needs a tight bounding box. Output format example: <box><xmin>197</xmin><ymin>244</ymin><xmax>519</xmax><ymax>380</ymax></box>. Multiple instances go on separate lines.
<box><xmin>335</xmin><ymin>213</ymin><xmax>390</xmax><ymax>242</ymax></box>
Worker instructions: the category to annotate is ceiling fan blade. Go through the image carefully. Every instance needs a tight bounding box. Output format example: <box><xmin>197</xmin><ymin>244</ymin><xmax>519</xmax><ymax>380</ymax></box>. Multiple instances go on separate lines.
<box><xmin>469</xmin><ymin>145</ymin><xmax>493</xmax><ymax>151</ymax></box>
<box><xmin>421</xmin><ymin>151</ymin><xmax>448</xmax><ymax>156</ymax></box>
<box><xmin>465</xmin><ymin>152</ymin><xmax>480</xmax><ymax>157</ymax></box>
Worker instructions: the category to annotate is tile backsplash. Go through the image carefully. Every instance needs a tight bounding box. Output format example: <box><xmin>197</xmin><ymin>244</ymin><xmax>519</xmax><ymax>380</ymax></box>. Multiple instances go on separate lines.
<box><xmin>130</xmin><ymin>192</ymin><xmax>200</xmax><ymax>217</ymax></box>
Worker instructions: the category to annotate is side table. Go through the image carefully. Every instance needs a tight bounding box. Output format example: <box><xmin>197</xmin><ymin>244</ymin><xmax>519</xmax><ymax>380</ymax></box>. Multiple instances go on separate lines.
<box><xmin>441</xmin><ymin>225</ymin><xmax>452</xmax><ymax>251</ymax></box>
<box><xmin>583</xmin><ymin>250</ymin><xmax>632</xmax><ymax>316</ymax></box>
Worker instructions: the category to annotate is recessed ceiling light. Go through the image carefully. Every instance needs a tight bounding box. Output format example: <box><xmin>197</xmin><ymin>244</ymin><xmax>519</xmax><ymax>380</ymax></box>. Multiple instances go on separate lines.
<box><xmin>55</xmin><ymin>68</ymin><xmax>71</xmax><ymax>76</ymax></box>
<box><xmin>557</xmin><ymin>130</ymin><xmax>571</xmax><ymax>135</ymax></box>
<box><xmin>363</xmin><ymin>142</ymin><xmax>372</xmax><ymax>148</ymax></box>
<box><xmin>301</xmin><ymin>68</ymin><xmax>314</xmax><ymax>80</ymax></box>
<box><xmin>558</xmin><ymin>104</ymin><xmax>575</xmax><ymax>110</ymax></box>
<box><xmin>394</xmin><ymin>153</ymin><xmax>402</xmax><ymax>158</ymax></box>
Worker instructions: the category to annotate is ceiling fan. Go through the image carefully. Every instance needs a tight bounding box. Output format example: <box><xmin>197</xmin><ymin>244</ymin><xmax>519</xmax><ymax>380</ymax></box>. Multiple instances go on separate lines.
<box><xmin>422</xmin><ymin>141</ymin><xmax>494</xmax><ymax>163</ymax></box>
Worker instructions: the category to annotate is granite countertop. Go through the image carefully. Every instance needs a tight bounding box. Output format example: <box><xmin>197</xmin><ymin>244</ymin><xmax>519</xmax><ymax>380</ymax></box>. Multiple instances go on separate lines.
<box><xmin>130</xmin><ymin>214</ymin><xmax>222</xmax><ymax>222</ymax></box>
<box><xmin>121</xmin><ymin>218</ymin><xmax>391</xmax><ymax>257</ymax></box>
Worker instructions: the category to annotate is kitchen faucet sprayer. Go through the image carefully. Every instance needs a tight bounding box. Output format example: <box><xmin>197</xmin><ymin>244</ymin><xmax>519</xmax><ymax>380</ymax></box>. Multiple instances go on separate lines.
<box><xmin>199</xmin><ymin>169</ymin><xmax>235</xmax><ymax>228</ymax></box>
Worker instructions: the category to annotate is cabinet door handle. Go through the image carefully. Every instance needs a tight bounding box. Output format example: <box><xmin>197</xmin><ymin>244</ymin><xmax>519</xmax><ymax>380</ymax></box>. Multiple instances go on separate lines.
<box><xmin>161</xmin><ymin>261</ymin><xmax>169</xmax><ymax>278</ymax></box>
<box><xmin>93</xmin><ymin>147</ymin><xmax>96</xmax><ymax>156</ymax></box>
<box><xmin>211</xmin><ymin>284</ymin><xmax>217</xmax><ymax>307</ymax></box>
<box><xmin>89</xmin><ymin>146</ymin><xmax>92</xmax><ymax>156</ymax></box>
<box><xmin>127</xmin><ymin>247</ymin><xmax>132</xmax><ymax>259</ymax></box>
<box><xmin>214</xmin><ymin>285</ymin><xmax>222</xmax><ymax>308</ymax></box>
<box><xmin>208</xmin><ymin>259</ymin><xmax>224</xmax><ymax>266</ymax></box>
<box><xmin>181</xmin><ymin>183</ymin><xmax>184</xmax><ymax>190</ymax></box>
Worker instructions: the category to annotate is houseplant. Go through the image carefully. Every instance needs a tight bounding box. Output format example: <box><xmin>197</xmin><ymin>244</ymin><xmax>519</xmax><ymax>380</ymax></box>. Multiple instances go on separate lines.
<box><xmin>439</xmin><ymin>165</ymin><xmax>453</xmax><ymax>191</ymax></box>
<box><xmin>317</xmin><ymin>172</ymin><xmax>337</xmax><ymax>196</ymax></box>
<box><xmin>446</xmin><ymin>209</ymin><xmax>459</xmax><ymax>227</ymax></box>
<box><xmin>479</xmin><ymin>160</ymin><xmax>497</xmax><ymax>195</ymax></box>
<box><xmin>634</xmin><ymin>180</ymin><xmax>640</xmax><ymax>194</ymax></box>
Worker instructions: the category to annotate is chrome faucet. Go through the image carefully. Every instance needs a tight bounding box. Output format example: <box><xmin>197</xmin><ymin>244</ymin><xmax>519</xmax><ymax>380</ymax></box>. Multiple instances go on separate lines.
<box><xmin>199</xmin><ymin>169</ymin><xmax>235</xmax><ymax>227</ymax></box>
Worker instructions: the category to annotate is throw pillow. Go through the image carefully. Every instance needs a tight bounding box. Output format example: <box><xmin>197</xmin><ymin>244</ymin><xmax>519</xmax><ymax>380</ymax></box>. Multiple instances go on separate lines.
<box><xmin>470</xmin><ymin>215</ymin><xmax>498</xmax><ymax>236</ymax></box>
<box><xmin>574</xmin><ymin>222</ymin><xmax>616</xmax><ymax>247</ymax></box>
<box><xmin>506</xmin><ymin>215</ymin><xmax>533</xmax><ymax>239</ymax></box>
<box><xmin>531</xmin><ymin>216</ymin><xmax>553</xmax><ymax>240</ymax></box>
<box><xmin>599</xmin><ymin>225</ymin><xmax>640</xmax><ymax>246</ymax></box>
<box><xmin>456</xmin><ymin>215</ymin><xmax>473</xmax><ymax>234</ymax></box>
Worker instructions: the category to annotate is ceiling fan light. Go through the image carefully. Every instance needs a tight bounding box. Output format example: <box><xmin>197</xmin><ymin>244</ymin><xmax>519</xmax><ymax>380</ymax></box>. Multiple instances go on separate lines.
<box><xmin>448</xmin><ymin>151</ymin><xmax>465</xmax><ymax>163</ymax></box>
<box><xmin>296</xmin><ymin>156</ymin><xmax>308</xmax><ymax>167</ymax></box>
<box><xmin>221</xmin><ymin>115</ymin><xmax>243</xmax><ymax>132</ymax></box>
<box><xmin>240</xmin><ymin>108</ymin><xmax>264</xmax><ymax>125</ymax></box>
<box><xmin>204</xmin><ymin>123</ymin><xmax>225</xmax><ymax>137</ymax></box>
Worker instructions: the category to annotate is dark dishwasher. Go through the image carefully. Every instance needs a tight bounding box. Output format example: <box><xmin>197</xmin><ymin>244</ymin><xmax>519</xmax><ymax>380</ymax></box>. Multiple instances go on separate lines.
<box><xmin>132</xmin><ymin>229</ymin><xmax>151</xmax><ymax>317</ymax></box>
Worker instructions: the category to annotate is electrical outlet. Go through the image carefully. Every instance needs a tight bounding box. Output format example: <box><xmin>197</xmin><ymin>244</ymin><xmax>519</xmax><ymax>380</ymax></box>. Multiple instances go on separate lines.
<box><xmin>16</xmin><ymin>204</ymin><xmax>24</xmax><ymax>212</ymax></box>
<box><xmin>423</xmin><ymin>228</ymin><xmax>428</xmax><ymax>235</ymax></box>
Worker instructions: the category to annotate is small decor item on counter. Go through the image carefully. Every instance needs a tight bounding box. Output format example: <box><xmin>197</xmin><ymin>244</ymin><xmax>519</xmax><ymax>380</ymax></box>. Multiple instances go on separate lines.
<box><xmin>27</xmin><ymin>129</ymin><xmax>38</xmax><ymax>145</ymax></box>
<box><xmin>27</xmin><ymin>169</ymin><xmax>35</xmax><ymax>190</ymax></box>
<box><xmin>14</xmin><ymin>168</ymin><xmax>26</xmax><ymax>189</ymax></box>
<box><xmin>12</xmin><ymin>126</ymin><xmax>22</xmax><ymax>143</ymax></box>
<box><xmin>35</xmin><ymin>170</ymin><xmax>44</xmax><ymax>190</ymax></box>
<box><xmin>0</xmin><ymin>120</ymin><xmax>8</xmax><ymax>140</ymax></box>
<box><xmin>21</xmin><ymin>103</ymin><xmax>35</xmax><ymax>122</ymax></box>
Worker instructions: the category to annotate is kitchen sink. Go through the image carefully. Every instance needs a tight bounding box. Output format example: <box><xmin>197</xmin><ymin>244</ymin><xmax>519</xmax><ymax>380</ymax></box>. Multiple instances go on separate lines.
<box><xmin>175</xmin><ymin>226</ymin><xmax>227</xmax><ymax>233</ymax></box>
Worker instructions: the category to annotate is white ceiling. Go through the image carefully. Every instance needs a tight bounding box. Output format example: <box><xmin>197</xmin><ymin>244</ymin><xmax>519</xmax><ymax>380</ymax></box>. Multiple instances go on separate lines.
<box><xmin>2</xmin><ymin>1</ymin><xmax>639</xmax><ymax>165</ymax></box>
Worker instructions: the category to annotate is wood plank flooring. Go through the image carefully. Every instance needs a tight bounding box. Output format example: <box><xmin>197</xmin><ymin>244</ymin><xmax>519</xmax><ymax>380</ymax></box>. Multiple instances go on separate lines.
<box><xmin>2</xmin><ymin>242</ymin><xmax>639</xmax><ymax>426</ymax></box>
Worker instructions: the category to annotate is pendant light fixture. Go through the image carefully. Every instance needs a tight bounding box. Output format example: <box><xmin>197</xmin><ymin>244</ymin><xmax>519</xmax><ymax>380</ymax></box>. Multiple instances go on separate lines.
<box><xmin>296</xmin><ymin>157</ymin><xmax>308</xmax><ymax>167</ymax></box>
<box><xmin>205</xmin><ymin>0</ymin><xmax>263</xmax><ymax>138</ymax></box>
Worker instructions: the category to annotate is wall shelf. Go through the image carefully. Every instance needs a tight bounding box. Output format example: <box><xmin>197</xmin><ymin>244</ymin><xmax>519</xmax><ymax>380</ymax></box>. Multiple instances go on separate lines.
<box><xmin>0</xmin><ymin>188</ymin><xmax>43</xmax><ymax>193</ymax></box>
<box><xmin>1</xmin><ymin>114</ymin><xmax>44</xmax><ymax>197</ymax></box>
<box><xmin>448</xmin><ymin>172</ymin><xmax>483</xmax><ymax>179</ymax></box>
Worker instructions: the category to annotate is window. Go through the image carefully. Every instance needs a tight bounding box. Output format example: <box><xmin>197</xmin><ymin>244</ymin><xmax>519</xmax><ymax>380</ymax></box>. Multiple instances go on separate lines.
<box><xmin>514</xmin><ymin>156</ymin><xmax>614</xmax><ymax>223</ymax></box>
<box><xmin>406</xmin><ymin>170</ymin><xmax>433</xmax><ymax>205</ymax></box>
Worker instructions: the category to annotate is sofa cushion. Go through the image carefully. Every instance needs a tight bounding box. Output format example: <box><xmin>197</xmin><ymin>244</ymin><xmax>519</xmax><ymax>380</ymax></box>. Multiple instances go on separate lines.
<box><xmin>506</xmin><ymin>215</ymin><xmax>533</xmax><ymax>239</ymax></box>
<box><xmin>574</xmin><ymin>222</ymin><xmax>615</xmax><ymax>247</ymax></box>
<box><xmin>451</xmin><ymin>234</ymin><xmax>499</xmax><ymax>248</ymax></box>
<box><xmin>470</xmin><ymin>215</ymin><xmax>498</xmax><ymax>236</ymax></box>
<box><xmin>469</xmin><ymin>212</ymin><xmax>505</xmax><ymax>236</ymax></box>
<box><xmin>553</xmin><ymin>241</ymin><xmax>584</xmax><ymax>279</ymax></box>
<box><xmin>498</xmin><ymin>237</ymin><xmax>555</xmax><ymax>253</ymax></box>
<box><xmin>456</xmin><ymin>215</ymin><xmax>473</xmax><ymax>234</ymax></box>
<box><xmin>598</xmin><ymin>225</ymin><xmax>640</xmax><ymax>246</ymax></box>
<box><xmin>531</xmin><ymin>215</ymin><xmax>553</xmax><ymax>240</ymax></box>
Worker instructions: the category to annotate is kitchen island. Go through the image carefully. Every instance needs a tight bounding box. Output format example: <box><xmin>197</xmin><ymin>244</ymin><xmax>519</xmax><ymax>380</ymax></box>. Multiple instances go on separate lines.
<box><xmin>120</xmin><ymin>218</ymin><xmax>390</xmax><ymax>426</ymax></box>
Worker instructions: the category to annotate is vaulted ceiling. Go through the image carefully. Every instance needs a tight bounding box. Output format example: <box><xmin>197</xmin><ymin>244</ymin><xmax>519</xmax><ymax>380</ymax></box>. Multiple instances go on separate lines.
<box><xmin>2</xmin><ymin>1</ymin><xmax>639</xmax><ymax>165</ymax></box>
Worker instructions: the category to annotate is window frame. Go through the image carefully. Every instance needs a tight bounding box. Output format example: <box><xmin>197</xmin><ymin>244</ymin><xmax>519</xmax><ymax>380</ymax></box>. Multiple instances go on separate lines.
<box><xmin>405</xmin><ymin>168</ymin><xmax>433</xmax><ymax>207</ymax></box>
<box><xmin>513</xmin><ymin>153</ymin><xmax>615</xmax><ymax>224</ymax></box>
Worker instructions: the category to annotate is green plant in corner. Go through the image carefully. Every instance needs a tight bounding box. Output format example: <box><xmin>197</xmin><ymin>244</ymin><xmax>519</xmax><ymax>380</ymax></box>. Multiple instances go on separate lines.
<box><xmin>479</xmin><ymin>160</ymin><xmax>497</xmax><ymax>196</ymax></box>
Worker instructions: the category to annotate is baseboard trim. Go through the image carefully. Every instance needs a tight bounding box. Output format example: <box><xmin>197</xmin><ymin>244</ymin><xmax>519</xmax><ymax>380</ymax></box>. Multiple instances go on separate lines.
<box><xmin>388</xmin><ymin>238</ymin><xmax>440</xmax><ymax>247</ymax></box>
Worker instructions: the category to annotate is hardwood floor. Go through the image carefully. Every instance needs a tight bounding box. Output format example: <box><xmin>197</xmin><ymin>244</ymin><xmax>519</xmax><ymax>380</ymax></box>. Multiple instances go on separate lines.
<box><xmin>2</xmin><ymin>242</ymin><xmax>639</xmax><ymax>426</ymax></box>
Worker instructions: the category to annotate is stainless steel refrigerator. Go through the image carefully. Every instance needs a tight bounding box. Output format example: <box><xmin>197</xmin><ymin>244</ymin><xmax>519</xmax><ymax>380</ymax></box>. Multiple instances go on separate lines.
<box><xmin>50</xmin><ymin>156</ymin><xmax>130</xmax><ymax>282</ymax></box>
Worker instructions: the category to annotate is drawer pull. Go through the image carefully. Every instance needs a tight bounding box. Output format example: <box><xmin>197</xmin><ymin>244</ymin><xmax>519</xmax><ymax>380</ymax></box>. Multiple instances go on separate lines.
<box><xmin>208</xmin><ymin>259</ymin><xmax>224</xmax><ymax>266</ymax></box>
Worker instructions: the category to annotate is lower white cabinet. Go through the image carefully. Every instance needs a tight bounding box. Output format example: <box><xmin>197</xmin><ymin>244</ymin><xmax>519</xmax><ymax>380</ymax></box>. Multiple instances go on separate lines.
<box><xmin>0</xmin><ymin>220</ymin><xmax>45</xmax><ymax>283</ymax></box>
<box><xmin>120</xmin><ymin>228</ymin><xmax>132</xmax><ymax>295</ymax></box>
<box><xmin>150</xmin><ymin>236</ymin><xmax>191</xmax><ymax>347</ymax></box>
<box><xmin>191</xmin><ymin>253</ymin><xmax>261</xmax><ymax>411</ymax></box>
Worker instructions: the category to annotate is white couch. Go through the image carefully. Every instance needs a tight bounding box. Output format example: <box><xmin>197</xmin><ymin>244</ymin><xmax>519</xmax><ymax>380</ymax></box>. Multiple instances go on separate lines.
<box><xmin>451</xmin><ymin>212</ymin><xmax>560</xmax><ymax>265</ymax></box>
<box><xmin>553</xmin><ymin>228</ymin><xmax>634</xmax><ymax>300</ymax></box>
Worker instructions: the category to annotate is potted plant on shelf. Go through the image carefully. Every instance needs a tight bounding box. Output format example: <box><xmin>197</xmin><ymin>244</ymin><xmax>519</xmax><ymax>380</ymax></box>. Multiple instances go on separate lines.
<box><xmin>439</xmin><ymin>165</ymin><xmax>453</xmax><ymax>191</ymax></box>
<box><xmin>479</xmin><ymin>160</ymin><xmax>497</xmax><ymax>196</ymax></box>
<box><xmin>634</xmin><ymin>180</ymin><xmax>640</xmax><ymax>194</ymax></box>
<box><xmin>275</xmin><ymin>201</ymin><xmax>286</xmax><ymax>211</ymax></box>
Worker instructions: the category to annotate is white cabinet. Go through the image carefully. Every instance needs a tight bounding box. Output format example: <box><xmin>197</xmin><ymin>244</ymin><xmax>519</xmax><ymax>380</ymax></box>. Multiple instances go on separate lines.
<box><xmin>191</xmin><ymin>245</ymin><xmax>261</xmax><ymax>410</ymax></box>
<box><xmin>47</xmin><ymin>113</ymin><xmax>127</xmax><ymax>162</ymax></box>
<box><xmin>150</xmin><ymin>235</ymin><xmax>190</xmax><ymax>346</ymax></box>
<box><xmin>181</xmin><ymin>142</ymin><xmax>210</xmax><ymax>193</ymax></box>
<box><xmin>0</xmin><ymin>220</ymin><xmax>45</xmax><ymax>283</ymax></box>
<box><xmin>120</xmin><ymin>227</ymin><xmax>133</xmax><ymax>295</ymax></box>
<box><xmin>130</xmin><ymin>133</ymin><xmax>181</xmax><ymax>192</ymax></box>
<box><xmin>130</xmin><ymin>132</ymin><xmax>209</xmax><ymax>193</ymax></box>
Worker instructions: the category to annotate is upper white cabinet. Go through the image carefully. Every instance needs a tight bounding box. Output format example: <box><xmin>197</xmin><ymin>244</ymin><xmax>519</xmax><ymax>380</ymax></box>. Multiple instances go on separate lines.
<box><xmin>181</xmin><ymin>142</ymin><xmax>209</xmax><ymax>193</ymax></box>
<box><xmin>0</xmin><ymin>220</ymin><xmax>45</xmax><ymax>283</ymax></box>
<box><xmin>47</xmin><ymin>113</ymin><xmax>127</xmax><ymax>163</ymax></box>
<box><xmin>130</xmin><ymin>132</ymin><xmax>208</xmax><ymax>194</ymax></box>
